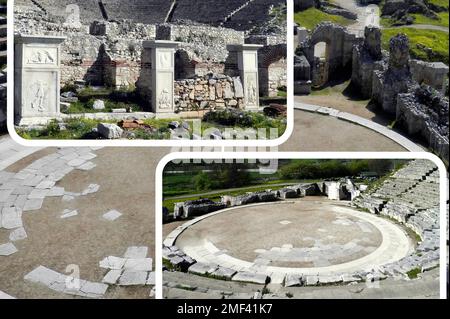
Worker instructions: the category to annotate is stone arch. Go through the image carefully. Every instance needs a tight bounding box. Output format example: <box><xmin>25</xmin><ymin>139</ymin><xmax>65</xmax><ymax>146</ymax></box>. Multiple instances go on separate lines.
<box><xmin>258</xmin><ymin>44</ymin><xmax>287</xmax><ymax>97</ymax></box>
<box><xmin>304</xmin><ymin>22</ymin><xmax>360</xmax><ymax>87</ymax></box>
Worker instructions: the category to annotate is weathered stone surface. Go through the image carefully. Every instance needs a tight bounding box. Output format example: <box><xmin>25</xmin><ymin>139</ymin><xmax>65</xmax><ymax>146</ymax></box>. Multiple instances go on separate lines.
<box><xmin>124</xmin><ymin>258</ymin><xmax>153</xmax><ymax>272</ymax></box>
<box><xmin>93</xmin><ymin>100</ymin><xmax>105</xmax><ymax>110</ymax></box>
<box><xmin>97</xmin><ymin>123</ymin><xmax>123</xmax><ymax>139</ymax></box>
<box><xmin>284</xmin><ymin>273</ymin><xmax>304</xmax><ymax>287</ymax></box>
<box><xmin>9</xmin><ymin>227</ymin><xmax>28</xmax><ymax>241</ymax></box>
<box><xmin>103</xmin><ymin>210</ymin><xmax>122</xmax><ymax>221</ymax></box>
<box><xmin>124</xmin><ymin>246</ymin><xmax>148</xmax><ymax>259</ymax></box>
<box><xmin>232</xmin><ymin>272</ymin><xmax>268</xmax><ymax>285</ymax></box>
<box><xmin>102</xmin><ymin>270</ymin><xmax>122</xmax><ymax>285</ymax></box>
<box><xmin>188</xmin><ymin>263</ymin><xmax>218</xmax><ymax>276</ymax></box>
<box><xmin>118</xmin><ymin>271</ymin><xmax>148</xmax><ymax>286</ymax></box>
<box><xmin>211</xmin><ymin>267</ymin><xmax>237</xmax><ymax>280</ymax></box>
<box><xmin>0</xmin><ymin>243</ymin><xmax>18</xmax><ymax>256</ymax></box>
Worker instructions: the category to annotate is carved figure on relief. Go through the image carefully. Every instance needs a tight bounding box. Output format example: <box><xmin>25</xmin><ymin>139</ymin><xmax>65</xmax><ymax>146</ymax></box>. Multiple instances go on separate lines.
<box><xmin>247</xmin><ymin>79</ymin><xmax>257</xmax><ymax>104</ymax></box>
<box><xmin>30</xmin><ymin>81</ymin><xmax>47</xmax><ymax>112</ymax></box>
<box><xmin>28</xmin><ymin>50</ymin><xmax>55</xmax><ymax>64</ymax></box>
<box><xmin>159</xmin><ymin>89</ymin><xmax>171</xmax><ymax>109</ymax></box>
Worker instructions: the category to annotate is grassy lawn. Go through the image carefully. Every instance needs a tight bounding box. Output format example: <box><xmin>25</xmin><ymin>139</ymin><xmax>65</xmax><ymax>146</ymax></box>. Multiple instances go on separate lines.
<box><xmin>382</xmin><ymin>28</ymin><xmax>449</xmax><ymax>64</ymax></box>
<box><xmin>16</xmin><ymin>118</ymin><xmax>174</xmax><ymax>140</ymax></box>
<box><xmin>163</xmin><ymin>184</ymin><xmax>295</xmax><ymax>214</ymax></box>
<box><xmin>428</xmin><ymin>0</ymin><xmax>449</xmax><ymax>8</ymax></box>
<box><xmin>411</xmin><ymin>12</ymin><xmax>449</xmax><ymax>27</ymax></box>
<box><xmin>163</xmin><ymin>170</ymin><xmax>293</xmax><ymax>198</ymax></box>
<box><xmin>294</xmin><ymin>8</ymin><xmax>354</xmax><ymax>30</ymax></box>
<box><xmin>381</xmin><ymin>12</ymin><xmax>449</xmax><ymax>28</ymax></box>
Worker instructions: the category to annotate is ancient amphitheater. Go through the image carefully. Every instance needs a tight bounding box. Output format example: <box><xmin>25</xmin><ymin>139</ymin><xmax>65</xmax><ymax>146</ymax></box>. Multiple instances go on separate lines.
<box><xmin>292</xmin><ymin>0</ymin><xmax>449</xmax><ymax>158</ymax></box>
<box><xmin>163</xmin><ymin>160</ymin><xmax>443</xmax><ymax>299</ymax></box>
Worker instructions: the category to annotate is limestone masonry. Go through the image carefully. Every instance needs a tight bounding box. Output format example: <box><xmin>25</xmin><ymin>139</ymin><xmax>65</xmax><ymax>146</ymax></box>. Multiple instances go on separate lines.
<box><xmin>14</xmin><ymin>0</ymin><xmax>287</xmax><ymax>125</ymax></box>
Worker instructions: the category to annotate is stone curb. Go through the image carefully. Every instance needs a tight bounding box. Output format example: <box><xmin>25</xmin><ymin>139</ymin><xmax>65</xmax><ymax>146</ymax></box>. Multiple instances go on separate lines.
<box><xmin>294</xmin><ymin>102</ymin><xmax>424</xmax><ymax>152</ymax></box>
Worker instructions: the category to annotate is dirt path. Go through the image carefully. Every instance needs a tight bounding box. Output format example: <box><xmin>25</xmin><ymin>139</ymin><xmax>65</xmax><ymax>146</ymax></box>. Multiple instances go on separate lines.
<box><xmin>279</xmin><ymin>109</ymin><xmax>406</xmax><ymax>152</ymax></box>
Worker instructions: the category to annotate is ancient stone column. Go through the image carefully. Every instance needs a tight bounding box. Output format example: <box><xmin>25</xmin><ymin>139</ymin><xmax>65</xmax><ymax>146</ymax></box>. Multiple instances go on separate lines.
<box><xmin>227</xmin><ymin>44</ymin><xmax>263</xmax><ymax>110</ymax></box>
<box><xmin>14</xmin><ymin>35</ymin><xmax>66</xmax><ymax>125</ymax></box>
<box><xmin>139</xmin><ymin>40</ymin><xmax>179</xmax><ymax>113</ymax></box>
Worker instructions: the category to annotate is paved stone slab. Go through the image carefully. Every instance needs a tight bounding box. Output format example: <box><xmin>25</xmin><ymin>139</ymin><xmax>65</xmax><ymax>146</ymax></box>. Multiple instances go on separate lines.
<box><xmin>47</xmin><ymin>187</ymin><xmax>65</xmax><ymax>197</ymax></box>
<box><xmin>77</xmin><ymin>162</ymin><xmax>96</xmax><ymax>171</ymax></box>
<box><xmin>79</xmin><ymin>281</ymin><xmax>108</xmax><ymax>297</ymax></box>
<box><xmin>60</xmin><ymin>209</ymin><xmax>78</xmax><ymax>219</ymax></box>
<box><xmin>99</xmin><ymin>256</ymin><xmax>127</xmax><ymax>270</ymax></box>
<box><xmin>0</xmin><ymin>290</ymin><xmax>15</xmax><ymax>299</ymax></box>
<box><xmin>124</xmin><ymin>258</ymin><xmax>153</xmax><ymax>272</ymax></box>
<box><xmin>24</xmin><ymin>266</ymin><xmax>64</xmax><ymax>286</ymax></box>
<box><xmin>1</xmin><ymin>207</ymin><xmax>23</xmax><ymax>229</ymax></box>
<box><xmin>62</xmin><ymin>195</ymin><xmax>75</xmax><ymax>202</ymax></box>
<box><xmin>232</xmin><ymin>272</ymin><xmax>268</xmax><ymax>285</ymax></box>
<box><xmin>118</xmin><ymin>271</ymin><xmax>148</xmax><ymax>286</ymax></box>
<box><xmin>124</xmin><ymin>246</ymin><xmax>148</xmax><ymax>259</ymax></box>
<box><xmin>103</xmin><ymin>210</ymin><xmax>122</xmax><ymax>221</ymax></box>
<box><xmin>36</xmin><ymin>180</ymin><xmax>56</xmax><ymax>190</ymax></box>
<box><xmin>0</xmin><ymin>243</ymin><xmax>18</xmax><ymax>256</ymax></box>
<box><xmin>284</xmin><ymin>273</ymin><xmax>303</xmax><ymax>287</ymax></box>
<box><xmin>305</xmin><ymin>275</ymin><xmax>319</xmax><ymax>286</ymax></box>
<box><xmin>23</xmin><ymin>198</ymin><xmax>43</xmax><ymax>211</ymax></box>
<box><xmin>25</xmin><ymin>266</ymin><xmax>107</xmax><ymax>298</ymax></box>
<box><xmin>9</xmin><ymin>227</ymin><xmax>28</xmax><ymax>241</ymax></box>
<box><xmin>67</xmin><ymin>159</ymin><xmax>87</xmax><ymax>167</ymax></box>
<box><xmin>102</xmin><ymin>270</ymin><xmax>122</xmax><ymax>285</ymax></box>
<box><xmin>82</xmin><ymin>184</ymin><xmax>100</xmax><ymax>195</ymax></box>
<box><xmin>211</xmin><ymin>266</ymin><xmax>237</xmax><ymax>280</ymax></box>
<box><xmin>188</xmin><ymin>263</ymin><xmax>218</xmax><ymax>276</ymax></box>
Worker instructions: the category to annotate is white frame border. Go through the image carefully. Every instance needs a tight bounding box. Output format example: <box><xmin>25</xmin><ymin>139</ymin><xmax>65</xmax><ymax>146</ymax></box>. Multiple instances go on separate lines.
<box><xmin>6</xmin><ymin>0</ymin><xmax>295</xmax><ymax>148</ymax></box>
<box><xmin>155</xmin><ymin>152</ymin><xmax>448</xmax><ymax>300</ymax></box>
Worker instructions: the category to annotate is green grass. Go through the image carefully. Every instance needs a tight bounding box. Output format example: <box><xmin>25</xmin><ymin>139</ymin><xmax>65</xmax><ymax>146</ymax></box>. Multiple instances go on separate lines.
<box><xmin>381</xmin><ymin>12</ymin><xmax>449</xmax><ymax>28</ymax></box>
<box><xmin>163</xmin><ymin>184</ymin><xmax>292</xmax><ymax>214</ymax></box>
<box><xmin>294</xmin><ymin>8</ymin><xmax>354</xmax><ymax>30</ymax></box>
<box><xmin>411</xmin><ymin>12</ymin><xmax>449</xmax><ymax>27</ymax></box>
<box><xmin>382</xmin><ymin>28</ymin><xmax>449</xmax><ymax>64</ymax></box>
<box><xmin>406</xmin><ymin>268</ymin><xmax>422</xmax><ymax>279</ymax></box>
<box><xmin>17</xmin><ymin>119</ymin><xmax>100</xmax><ymax>140</ymax></box>
<box><xmin>427</xmin><ymin>0</ymin><xmax>449</xmax><ymax>8</ymax></box>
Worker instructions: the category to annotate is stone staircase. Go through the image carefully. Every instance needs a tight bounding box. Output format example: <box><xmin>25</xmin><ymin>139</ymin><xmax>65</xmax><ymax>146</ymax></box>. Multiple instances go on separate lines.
<box><xmin>163</xmin><ymin>270</ymin><xmax>265</xmax><ymax>299</ymax></box>
<box><xmin>30</xmin><ymin>0</ymin><xmax>47</xmax><ymax>14</ymax></box>
<box><xmin>221</xmin><ymin>0</ymin><xmax>256</xmax><ymax>24</ymax></box>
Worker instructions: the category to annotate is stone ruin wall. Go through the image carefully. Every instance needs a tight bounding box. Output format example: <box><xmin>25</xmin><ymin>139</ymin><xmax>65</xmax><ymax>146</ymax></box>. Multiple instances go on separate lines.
<box><xmin>301</xmin><ymin>23</ymin><xmax>362</xmax><ymax>87</ymax></box>
<box><xmin>15</xmin><ymin>9</ymin><xmax>285</xmax><ymax>93</ymax></box>
<box><xmin>351</xmin><ymin>30</ymin><xmax>449</xmax><ymax>163</ymax></box>
<box><xmin>174</xmin><ymin>75</ymin><xmax>245</xmax><ymax>113</ymax></box>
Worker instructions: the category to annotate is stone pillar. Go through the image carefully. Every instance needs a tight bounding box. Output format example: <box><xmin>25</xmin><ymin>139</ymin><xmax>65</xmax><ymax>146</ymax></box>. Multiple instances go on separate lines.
<box><xmin>140</xmin><ymin>40</ymin><xmax>179</xmax><ymax>113</ymax></box>
<box><xmin>14</xmin><ymin>35</ymin><xmax>65</xmax><ymax>125</ymax></box>
<box><xmin>227</xmin><ymin>44</ymin><xmax>263</xmax><ymax>110</ymax></box>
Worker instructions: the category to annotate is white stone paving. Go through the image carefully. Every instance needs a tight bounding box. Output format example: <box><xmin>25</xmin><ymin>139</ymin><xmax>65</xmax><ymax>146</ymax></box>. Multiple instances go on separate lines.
<box><xmin>60</xmin><ymin>209</ymin><xmax>78</xmax><ymax>219</ymax></box>
<box><xmin>169</xmin><ymin>202</ymin><xmax>414</xmax><ymax>281</ymax></box>
<box><xmin>9</xmin><ymin>227</ymin><xmax>27</xmax><ymax>241</ymax></box>
<box><xmin>0</xmin><ymin>243</ymin><xmax>18</xmax><ymax>256</ymax></box>
<box><xmin>100</xmin><ymin>246</ymin><xmax>154</xmax><ymax>287</ymax></box>
<box><xmin>1</xmin><ymin>145</ymin><xmax>99</xmax><ymax>256</ymax></box>
<box><xmin>0</xmin><ymin>290</ymin><xmax>16</xmax><ymax>299</ymax></box>
<box><xmin>103</xmin><ymin>210</ymin><xmax>122</xmax><ymax>221</ymax></box>
<box><xmin>24</xmin><ymin>266</ymin><xmax>108</xmax><ymax>298</ymax></box>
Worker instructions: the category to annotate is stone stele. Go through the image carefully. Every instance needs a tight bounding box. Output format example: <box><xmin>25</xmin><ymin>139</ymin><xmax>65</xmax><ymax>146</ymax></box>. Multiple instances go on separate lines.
<box><xmin>14</xmin><ymin>35</ymin><xmax>66</xmax><ymax>125</ymax></box>
<box><xmin>227</xmin><ymin>44</ymin><xmax>263</xmax><ymax>110</ymax></box>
